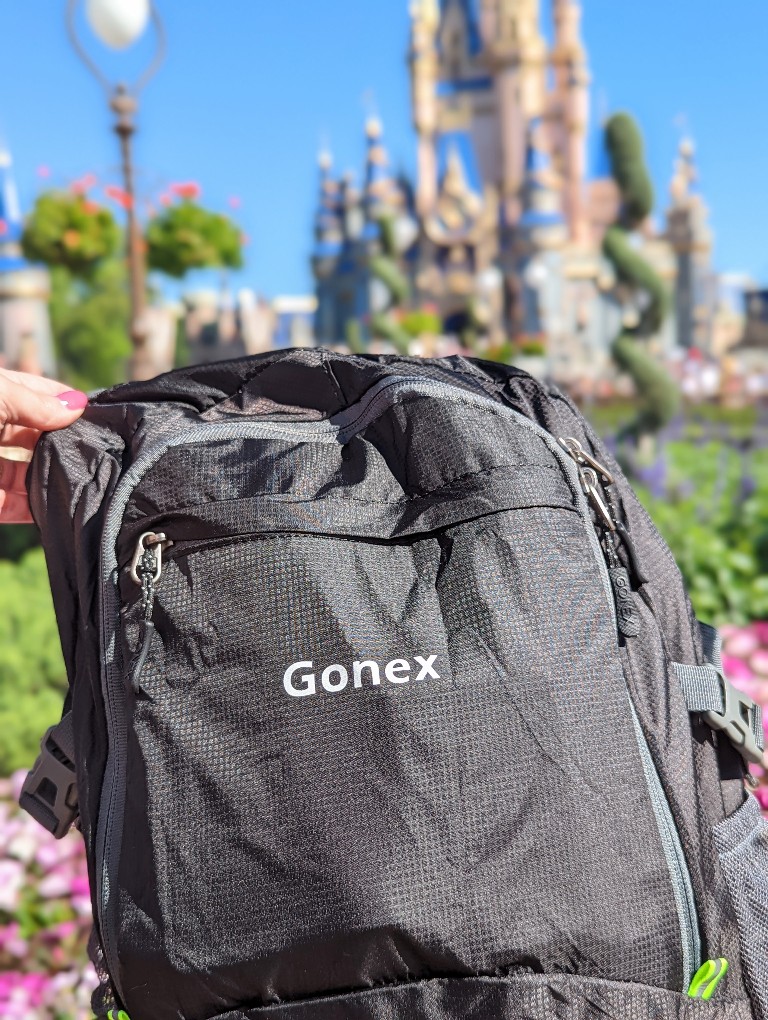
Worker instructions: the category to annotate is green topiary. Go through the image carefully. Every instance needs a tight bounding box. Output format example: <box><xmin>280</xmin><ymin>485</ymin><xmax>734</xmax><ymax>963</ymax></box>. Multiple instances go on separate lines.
<box><xmin>22</xmin><ymin>191</ymin><xmax>120</xmax><ymax>278</ymax></box>
<box><xmin>603</xmin><ymin>113</ymin><xmax>679</xmax><ymax>442</ymax></box>
<box><xmin>369</xmin><ymin>213</ymin><xmax>412</xmax><ymax>355</ymax></box>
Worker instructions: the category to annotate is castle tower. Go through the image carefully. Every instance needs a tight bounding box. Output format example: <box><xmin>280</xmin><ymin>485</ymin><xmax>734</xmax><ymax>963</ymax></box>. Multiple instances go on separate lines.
<box><xmin>482</xmin><ymin>0</ymin><xmax>548</xmax><ymax>224</ymax></box>
<box><xmin>517</xmin><ymin>120</ymin><xmax>567</xmax><ymax>253</ymax></box>
<box><xmin>666</xmin><ymin>137</ymin><xmax>715</xmax><ymax>350</ymax></box>
<box><xmin>312</xmin><ymin>150</ymin><xmax>343</xmax><ymax>272</ymax></box>
<box><xmin>409</xmin><ymin>0</ymin><xmax>440</xmax><ymax>216</ymax></box>
<box><xmin>363</xmin><ymin>117</ymin><xmax>396</xmax><ymax>225</ymax></box>
<box><xmin>549</xmin><ymin>0</ymin><xmax>591</xmax><ymax>244</ymax></box>
<box><xmin>0</xmin><ymin>150</ymin><xmax>54</xmax><ymax>374</ymax></box>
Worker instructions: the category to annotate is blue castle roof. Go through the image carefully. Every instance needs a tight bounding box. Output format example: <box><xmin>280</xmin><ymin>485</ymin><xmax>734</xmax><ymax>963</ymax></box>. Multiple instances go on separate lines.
<box><xmin>438</xmin><ymin>0</ymin><xmax>482</xmax><ymax>57</ymax></box>
<box><xmin>0</xmin><ymin>150</ymin><xmax>31</xmax><ymax>273</ymax></box>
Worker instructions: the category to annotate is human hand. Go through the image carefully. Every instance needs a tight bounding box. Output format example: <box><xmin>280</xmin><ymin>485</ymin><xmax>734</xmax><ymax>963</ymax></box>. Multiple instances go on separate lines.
<box><xmin>0</xmin><ymin>369</ymin><xmax>88</xmax><ymax>524</ymax></box>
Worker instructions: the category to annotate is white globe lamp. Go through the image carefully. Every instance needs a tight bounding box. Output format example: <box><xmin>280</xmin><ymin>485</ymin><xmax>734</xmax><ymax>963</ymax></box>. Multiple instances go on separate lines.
<box><xmin>85</xmin><ymin>0</ymin><xmax>150</xmax><ymax>49</ymax></box>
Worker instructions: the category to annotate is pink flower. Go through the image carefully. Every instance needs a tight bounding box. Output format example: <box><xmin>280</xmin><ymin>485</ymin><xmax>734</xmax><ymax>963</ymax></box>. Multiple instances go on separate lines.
<box><xmin>0</xmin><ymin>860</ymin><xmax>24</xmax><ymax>912</ymax></box>
<box><xmin>38</xmin><ymin>868</ymin><xmax>75</xmax><ymax>899</ymax></box>
<box><xmin>10</xmin><ymin>770</ymin><xmax>26</xmax><ymax>803</ymax></box>
<box><xmin>722</xmin><ymin>654</ymin><xmax>754</xmax><ymax>684</ymax></box>
<box><xmin>750</xmin><ymin>650</ymin><xmax>768</xmax><ymax>678</ymax></box>
<box><xmin>0</xmin><ymin>923</ymin><xmax>28</xmax><ymax>958</ymax></box>
<box><xmin>751</xmin><ymin>621</ymin><xmax>768</xmax><ymax>646</ymax></box>
<box><xmin>723</xmin><ymin>628</ymin><xmax>759</xmax><ymax>660</ymax></box>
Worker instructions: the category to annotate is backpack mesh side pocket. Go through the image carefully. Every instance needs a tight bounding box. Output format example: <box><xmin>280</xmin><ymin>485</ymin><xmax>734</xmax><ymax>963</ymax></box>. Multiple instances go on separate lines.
<box><xmin>88</xmin><ymin>925</ymin><xmax>116</xmax><ymax>1017</ymax></box>
<box><xmin>713</xmin><ymin>793</ymin><xmax>768</xmax><ymax>1020</ymax></box>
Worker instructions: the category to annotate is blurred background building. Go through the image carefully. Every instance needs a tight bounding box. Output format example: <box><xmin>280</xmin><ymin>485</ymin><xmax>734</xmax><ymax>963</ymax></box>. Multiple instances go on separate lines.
<box><xmin>310</xmin><ymin>0</ymin><xmax>737</xmax><ymax>388</ymax></box>
<box><xmin>0</xmin><ymin>150</ymin><xmax>55</xmax><ymax>375</ymax></box>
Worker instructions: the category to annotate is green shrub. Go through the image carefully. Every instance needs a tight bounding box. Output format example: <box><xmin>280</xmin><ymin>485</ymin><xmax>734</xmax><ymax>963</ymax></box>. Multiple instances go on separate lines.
<box><xmin>22</xmin><ymin>191</ymin><xmax>120</xmax><ymax>278</ymax></box>
<box><xmin>0</xmin><ymin>549</ymin><xmax>66</xmax><ymax>774</ymax></box>
<box><xmin>636</xmin><ymin>441</ymin><xmax>768</xmax><ymax>624</ymax></box>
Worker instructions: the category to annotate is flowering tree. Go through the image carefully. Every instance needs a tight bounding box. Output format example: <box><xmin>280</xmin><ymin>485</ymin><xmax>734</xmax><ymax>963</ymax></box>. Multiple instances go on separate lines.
<box><xmin>21</xmin><ymin>191</ymin><xmax>119</xmax><ymax>279</ymax></box>
<box><xmin>146</xmin><ymin>198</ymin><xmax>243</xmax><ymax>279</ymax></box>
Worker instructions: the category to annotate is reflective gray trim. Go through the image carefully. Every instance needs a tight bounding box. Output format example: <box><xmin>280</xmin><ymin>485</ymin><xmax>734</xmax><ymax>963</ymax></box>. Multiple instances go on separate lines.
<box><xmin>630</xmin><ymin>703</ymin><xmax>701</xmax><ymax>988</ymax></box>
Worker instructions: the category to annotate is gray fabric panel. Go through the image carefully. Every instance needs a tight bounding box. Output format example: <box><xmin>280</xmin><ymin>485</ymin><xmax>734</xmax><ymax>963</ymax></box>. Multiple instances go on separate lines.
<box><xmin>713</xmin><ymin>795</ymin><xmax>768</xmax><ymax>1020</ymax></box>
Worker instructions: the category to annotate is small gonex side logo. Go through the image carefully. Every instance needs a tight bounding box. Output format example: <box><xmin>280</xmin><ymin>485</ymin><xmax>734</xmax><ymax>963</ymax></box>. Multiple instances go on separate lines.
<box><xmin>283</xmin><ymin>655</ymin><xmax>440</xmax><ymax>698</ymax></box>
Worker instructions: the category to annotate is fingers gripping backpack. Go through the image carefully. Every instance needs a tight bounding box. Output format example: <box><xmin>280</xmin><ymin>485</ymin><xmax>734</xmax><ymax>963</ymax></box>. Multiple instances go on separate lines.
<box><xmin>20</xmin><ymin>351</ymin><xmax>768</xmax><ymax>1020</ymax></box>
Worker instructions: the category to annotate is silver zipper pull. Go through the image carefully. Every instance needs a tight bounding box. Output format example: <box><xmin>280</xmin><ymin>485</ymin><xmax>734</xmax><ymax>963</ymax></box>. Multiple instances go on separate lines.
<box><xmin>128</xmin><ymin>532</ymin><xmax>172</xmax><ymax>695</ymax></box>
<box><xmin>130</xmin><ymin>531</ymin><xmax>171</xmax><ymax>586</ymax></box>
<box><xmin>579</xmin><ymin>467</ymin><xmax>617</xmax><ymax>533</ymax></box>
<box><xmin>558</xmin><ymin>436</ymin><xmax>615</xmax><ymax>486</ymax></box>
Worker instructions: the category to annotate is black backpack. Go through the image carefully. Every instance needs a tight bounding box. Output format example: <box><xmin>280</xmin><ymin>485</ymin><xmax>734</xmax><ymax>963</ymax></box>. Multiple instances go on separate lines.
<box><xmin>20</xmin><ymin>351</ymin><xmax>768</xmax><ymax>1019</ymax></box>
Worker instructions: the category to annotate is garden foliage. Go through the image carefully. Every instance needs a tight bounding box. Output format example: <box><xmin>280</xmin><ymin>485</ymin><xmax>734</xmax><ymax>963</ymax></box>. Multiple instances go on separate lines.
<box><xmin>22</xmin><ymin>192</ymin><xmax>120</xmax><ymax>279</ymax></box>
<box><xmin>146</xmin><ymin>200</ymin><xmax>243</xmax><ymax>279</ymax></box>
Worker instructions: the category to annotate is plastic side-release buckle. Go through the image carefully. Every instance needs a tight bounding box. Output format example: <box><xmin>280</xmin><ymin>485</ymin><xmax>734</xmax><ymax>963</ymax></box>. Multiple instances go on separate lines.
<box><xmin>705</xmin><ymin>673</ymin><xmax>764</xmax><ymax>768</ymax></box>
<box><xmin>19</xmin><ymin>714</ymin><xmax>79</xmax><ymax>839</ymax></box>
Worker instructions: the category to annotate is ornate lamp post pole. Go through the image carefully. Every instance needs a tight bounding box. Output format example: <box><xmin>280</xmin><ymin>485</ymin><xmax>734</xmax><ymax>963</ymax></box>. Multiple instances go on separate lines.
<box><xmin>66</xmin><ymin>0</ymin><xmax>166</xmax><ymax>380</ymax></box>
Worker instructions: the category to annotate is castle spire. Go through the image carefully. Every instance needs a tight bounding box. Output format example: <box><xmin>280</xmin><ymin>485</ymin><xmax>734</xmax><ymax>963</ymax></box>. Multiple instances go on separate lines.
<box><xmin>518</xmin><ymin>119</ymin><xmax>567</xmax><ymax>251</ymax></box>
<box><xmin>312</xmin><ymin>149</ymin><xmax>342</xmax><ymax>262</ymax></box>
<box><xmin>549</xmin><ymin>0</ymin><xmax>590</xmax><ymax>243</ymax></box>
<box><xmin>410</xmin><ymin>0</ymin><xmax>439</xmax><ymax>215</ymax></box>
<box><xmin>482</xmin><ymin>0</ymin><xmax>548</xmax><ymax>224</ymax></box>
<box><xmin>364</xmin><ymin>116</ymin><xmax>395</xmax><ymax>220</ymax></box>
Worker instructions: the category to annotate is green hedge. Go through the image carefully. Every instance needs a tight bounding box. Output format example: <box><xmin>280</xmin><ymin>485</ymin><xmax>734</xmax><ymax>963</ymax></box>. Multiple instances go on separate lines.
<box><xmin>0</xmin><ymin>549</ymin><xmax>66</xmax><ymax>775</ymax></box>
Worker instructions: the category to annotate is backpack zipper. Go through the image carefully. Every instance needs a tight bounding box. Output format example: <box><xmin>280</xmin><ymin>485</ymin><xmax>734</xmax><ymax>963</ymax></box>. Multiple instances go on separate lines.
<box><xmin>558</xmin><ymin>435</ymin><xmax>700</xmax><ymax>988</ymax></box>
<box><xmin>95</xmin><ymin>379</ymin><xmax>701</xmax><ymax>999</ymax></box>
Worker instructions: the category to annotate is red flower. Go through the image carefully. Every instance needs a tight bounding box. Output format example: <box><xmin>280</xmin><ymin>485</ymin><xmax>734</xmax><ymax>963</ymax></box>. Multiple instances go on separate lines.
<box><xmin>82</xmin><ymin>201</ymin><xmax>100</xmax><ymax>215</ymax></box>
<box><xmin>159</xmin><ymin>193</ymin><xmax>173</xmax><ymax>207</ymax></box>
<box><xmin>104</xmin><ymin>185</ymin><xmax>134</xmax><ymax>210</ymax></box>
<box><xmin>0</xmin><ymin>220</ymin><xmax>8</xmax><ymax>237</ymax></box>
<box><xmin>71</xmin><ymin>173</ymin><xmax>98</xmax><ymax>195</ymax></box>
<box><xmin>170</xmin><ymin>181</ymin><xmax>202</xmax><ymax>201</ymax></box>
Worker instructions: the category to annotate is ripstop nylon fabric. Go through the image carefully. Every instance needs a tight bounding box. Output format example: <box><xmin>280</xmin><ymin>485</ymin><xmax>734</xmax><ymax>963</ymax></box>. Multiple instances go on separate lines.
<box><xmin>25</xmin><ymin>350</ymin><xmax>763</xmax><ymax>1020</ymax></box>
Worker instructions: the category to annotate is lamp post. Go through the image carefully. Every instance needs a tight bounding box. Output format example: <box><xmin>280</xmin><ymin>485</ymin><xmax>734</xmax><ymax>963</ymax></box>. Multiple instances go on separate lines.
<box><xmin>66</xmin><ymin>0</ymin><xmax>166</xmax><ymax>380</ymax></box>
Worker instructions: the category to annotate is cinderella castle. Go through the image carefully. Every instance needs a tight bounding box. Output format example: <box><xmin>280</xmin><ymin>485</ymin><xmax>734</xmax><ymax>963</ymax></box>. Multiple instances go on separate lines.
<box><xmin>311</xmin><ymin>0</ymin><xmax>716</xmax><ymax>385</ymax></box>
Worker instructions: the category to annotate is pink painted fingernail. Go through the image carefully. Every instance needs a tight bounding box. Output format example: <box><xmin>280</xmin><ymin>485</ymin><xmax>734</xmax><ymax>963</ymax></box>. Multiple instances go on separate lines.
<box><xmin>57</xmin><ymin>389</ymin><xmax>88</xmax><ymax>410</ymax></box>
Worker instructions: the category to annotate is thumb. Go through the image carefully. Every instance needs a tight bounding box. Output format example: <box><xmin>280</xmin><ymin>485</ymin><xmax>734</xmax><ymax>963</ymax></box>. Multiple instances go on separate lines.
<box><xmin>0</xmin><ymin>379</ymin><xmax>88</xmax><ymax>433</ymax></box>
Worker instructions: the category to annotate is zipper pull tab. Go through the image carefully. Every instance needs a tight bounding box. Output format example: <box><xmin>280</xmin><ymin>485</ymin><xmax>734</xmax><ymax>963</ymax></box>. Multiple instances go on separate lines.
<box><xmin>558</xmin><ymin>437</ymin><xmax>614</xmax><ymax>485</ymax></box>
<box><xmin>129</xmin><ymin>532</ymin><xmax>171</xmax><ymax>695</ymax></box>
<box><xmin>608</xmin><ymin>566</ymin><xmax>641</xmax><ymax>638</ymax></box>
<box><xmin>615</xmin><ymin>521</ymin><xmax>649</xmax><ymax>586</ymax></box>
<box><xmin>580</xmin><ymin>467</ymin><xmax>616</xmax><ymax>532</ymax></box>
<box><xmin>604</xmin><ymin>536</ymin><xmax>641</xmax><ymax>638</ymax></box>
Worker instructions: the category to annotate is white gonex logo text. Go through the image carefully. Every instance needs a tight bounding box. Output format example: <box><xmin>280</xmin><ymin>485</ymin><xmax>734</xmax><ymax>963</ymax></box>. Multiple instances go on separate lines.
<box><xmin>283</xmin><ymin>656</ymin><xmax>440</xmax><ymax>698</ymax></box>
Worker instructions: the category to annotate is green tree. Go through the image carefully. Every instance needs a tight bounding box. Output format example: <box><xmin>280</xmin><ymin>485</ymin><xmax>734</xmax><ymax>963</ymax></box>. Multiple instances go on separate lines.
<box><xmin>603</xmin><ymin>113</ymin><xmax>679</xmax><ymax>443</ymax></box>
<box><xmin>22</xmin><ymin>191</ymin><xmax>120</xmax><ymax>278</ymax></box>
<box><xmin>49</xmin><ymin>259</ymin><xmax>132</xmax><ymax>391</ymax></box>
<box><xmin>146</xmin><ymin>201</ymin><xmax>243</xmax><ymax>279</ymax></box>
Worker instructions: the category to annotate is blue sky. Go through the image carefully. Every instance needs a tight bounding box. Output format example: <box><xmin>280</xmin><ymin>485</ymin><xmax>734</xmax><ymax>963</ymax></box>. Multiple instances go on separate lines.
<box><xmin>0</xmin><ymin>1</ymin><xmax>766</xmax><ymax>297</ymax></box>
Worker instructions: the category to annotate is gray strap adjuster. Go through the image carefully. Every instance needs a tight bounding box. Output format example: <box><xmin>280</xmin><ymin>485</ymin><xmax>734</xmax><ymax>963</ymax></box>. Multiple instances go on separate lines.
<box><xmin>703</xmin><ymin>670</ymin><xmax>764</xmax><ymax>767</ymax></box>
<box><xmin>673</xmin><ymin>622</ymin><xmax>765</xmax><ymax>768</ymax></box>
<box><xmin>19</xmin><ymin>712</ymin><xmax>79</xmax><ymax>839</ymax></box>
